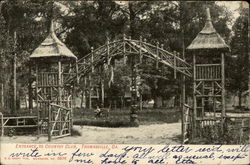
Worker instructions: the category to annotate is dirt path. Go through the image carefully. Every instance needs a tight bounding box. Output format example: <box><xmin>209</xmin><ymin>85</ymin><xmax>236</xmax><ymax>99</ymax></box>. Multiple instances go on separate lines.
<box><xmin>1</xmin><ymin>123</ymin><xmax>181</xmax><ymax>144</ymax></box>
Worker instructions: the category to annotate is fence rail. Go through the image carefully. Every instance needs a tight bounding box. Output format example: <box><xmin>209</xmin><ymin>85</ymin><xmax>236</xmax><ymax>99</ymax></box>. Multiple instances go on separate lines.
<box><xmin>182</xmin><ymin>104</ymin><xmax>193</xmax><ymax>144</ymax></box>
<box><xmin>196</xmin><ymin>64</ymin><xmax>221</xmax><ymax>80</ymax></box>
<box><xmin>0</xmin><ymin>113</ymin><xmax>38</xmax><ymax>136</ymax></box>
<box><xmin>48</xmin><ymin>103</ymin><xmax>72</xmax><ymax>141</ymax></box>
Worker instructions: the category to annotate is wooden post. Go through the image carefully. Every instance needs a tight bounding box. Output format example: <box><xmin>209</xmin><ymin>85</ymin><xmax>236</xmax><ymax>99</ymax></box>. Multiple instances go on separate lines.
<box><xmin>174</xmin><ymin>51</ymin><xmax>177</xmax><ymax>79</ymax></box>
<box><xmin>181</xmin><ymin>74</ymin><xmax>186</xmax><ymax>143</ymax></box>
<box><xmin>76</xmin><ymin>59</ymin><xmax>79</xmax><ymax>84</ymax></box>
<box><xmin>0</xmin><ymin>112</ymin><xmax>4</xmax><ymax>136</ymax></box>
<box><xmin>156</xmin><ymin>41</ymin><xmax>159</xmax><ymax>69</ymax></box>
<box><xmin>28</xmin><ymin>64</ymin><xmax>33</xmax><ymax>111</ymax></box>
<box><xmin>107</xmin><ymin>39</ymin><xmax>110</xmax><ymax>65</ymax></box>
<box><xmin>1</xmin><ymin>83</ymin><xmax>3</xmax><ymax>108</ymax></box>
<box><xmin>48</xmin><ymin>104</ymin><xmax>51</xmax><ymax>141</ymax></box>
<box><xmin>130</xmin><ymin>55</ymin><xmax>139</xmax><ymax>126</ymax></box>
<box><xmin>140</xmin><ymin>93</ymin><xmax>142</xmax><ymax>111</ymax></box>
<box><xmin>83</xmin><ymin>59</ymin><xmax>87</xmax><ymax>108</ymax></box>
<box><xmin>221</xmin><ymin>52</ymin><xmax>225</xmax><ymax>133</ymax></box>
<box><xmin>89</xmin><ymin>47</ymin><xmax>94</xmax><ymax>109</ymax></box>
<box><xmin>58</xmin><ymin>60</ymin><xmax>62</xmax><ymax>105</ymax></box>
<box><xmin>101</xmin><ymin>79</ymin><xmax>104</xmax><ymax>107</ymax></box>
<box><xmin>123</xmin><ymin>34</ymin><xmax>126</xmax><ymax>64</ymax></box>
<box><xmin>192</xmin><ymin>53</ymin><xmax>197</xmax><ymax>138</ymax></box>
<box><xmin>35</xmin><ymin>63</ymin><xmax>40</xmax><ymax>136</ymax></box>
<box><xmin>139</xmin><ymin>36</ymin><xmax>142</xmax><ymax>63</ymax></box>
<box><xmin>91</xmin><ymin>47</ymin><xmax>94</xmax><ymax>72</ymax></box>
<box><xmin>202</xmin><ymin>82</ymin><xmax>205</xmax><ymax>118</ymax></box>
<box><xmin>89</xmin><ymin>75</ymin><xmax>92</xmax><ymax>109</ymax></box>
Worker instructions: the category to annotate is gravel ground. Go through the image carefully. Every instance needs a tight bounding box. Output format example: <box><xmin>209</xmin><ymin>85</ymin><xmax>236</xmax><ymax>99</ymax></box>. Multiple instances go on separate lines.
<box><xmin>1</xmin><ymin>123</ymin><xmax>181</xmax><ymax>144</ymax></box>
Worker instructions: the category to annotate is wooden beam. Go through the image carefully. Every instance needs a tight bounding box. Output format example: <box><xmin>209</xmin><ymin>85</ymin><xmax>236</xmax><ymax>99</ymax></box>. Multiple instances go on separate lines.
<box><xmin>221</xmin><ymin>52</ymin><xmax>226</xmax><ymax>133</ymax></box>
<box><xmin>181</xmin><ymin>74</ymin><xmax>186</xmax><ymax>144</ymax></box>
<box><xmin>58</xmin><ymin>60</ymin><xmax>62</xmax><ymax>105</ymax></box>
<box><xmin>1</xmin><ymin>83</ymin><xmax>3</xmax><ymax>108</ymax></box>
<box><xmin>156</xmin><ymin>41</ymin><xmax>159</xmax><ymax>69</ymax></box>
<box><xmin>35</xmin><ymin>63</ymin><xmax>40</xmax><ymax>136</ymax></box>
<box><xmin>123</xmin><ymin>34</ymin><xmax>126</xmax><ymax>64</ymax></box>
<box><xmin>192</xmin><ymin>53</ymin><xmax>197</xmax><ymax>138</ymax></box>
<box><xmin>76</xmin><ymin>59</ymin><xmax>79</xmax><ymax>84</ymax></box>
<box><xmin>101</xmin><ymin>78</ymin><xmax>104</xmax><ymax>107</ymax></box>
<box><xmin>91</xmin><ymin>47</ymin><xmax>94</xmax><ymax>73</ymax></box>
<box><xmin>0</xmin><ymin>112</ymin><xmax>3</xmax><ymax>136</ymax></box>
<box><xmin>48</xmin><ymin>104</ymin><xmax>51</xmax><ymax>141</ymax></box>
<box><xmin>139</xmin><ymin>36</ymin><xmax>142</xmax><ymax>63</ymax></box>
<box><xmin>174</xmin><ymin>51</ymin><xmax>177</xmax><ymax>79</ymax></box>
<box><xmin>89</xmin><ymin>74</ymin><xmax>92</xmax><ymax>109</ymax></box>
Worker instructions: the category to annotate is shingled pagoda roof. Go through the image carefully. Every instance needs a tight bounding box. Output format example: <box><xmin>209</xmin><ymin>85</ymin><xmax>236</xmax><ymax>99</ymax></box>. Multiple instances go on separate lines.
<box><xmin>187</xmin><ymin>8</ymin><xmax>229</xmax><ymax>51</ymax></box>
<box><xmin>30</xmin><ymin>21</ymin><xmax>77</xmax><ymax>60</ymax></box>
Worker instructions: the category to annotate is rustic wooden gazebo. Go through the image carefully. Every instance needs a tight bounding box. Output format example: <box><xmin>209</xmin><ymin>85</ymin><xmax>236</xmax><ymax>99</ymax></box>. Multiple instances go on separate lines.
<box><xmin>30</xmin><ymin>21</ymin><xmax>77</xmax><ymax>140</ymax></box>
<box><xmin>186</xmin><ymin>8</ymin><xmax>230</xmax><ymax>139</ymax></box>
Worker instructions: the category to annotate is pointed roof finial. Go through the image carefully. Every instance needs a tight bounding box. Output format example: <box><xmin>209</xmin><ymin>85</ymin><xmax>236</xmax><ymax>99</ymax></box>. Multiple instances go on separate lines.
<box><xmin>50</xmin><ymin>19</ymin><xmax>55</xmax><ymax>34</ymax></box>
<box><xmin>200</xmin><ymin>7</ymin><xmax>216</xmax><ymax>34</ymax></box>
<box><xmin>30</xmin><ymin>18</ymin><xmax>77</xmax><ymax>60</ymax></box>
<box><xmin>186</xmin><ymin>7</ymin><xmax>229</xmax><ymax>51</ymax></box>
<box><xmin>206</xmin><ymin>8</ymin><xmax>211</xmax><ymax>21</ymax></box>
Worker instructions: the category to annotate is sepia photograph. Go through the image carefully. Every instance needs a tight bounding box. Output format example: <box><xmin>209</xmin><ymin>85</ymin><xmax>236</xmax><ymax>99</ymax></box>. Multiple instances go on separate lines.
<box><xmin>0</xmin><ymin>0</ymin><xmax>249</xmax><ymax>147</ymax></box>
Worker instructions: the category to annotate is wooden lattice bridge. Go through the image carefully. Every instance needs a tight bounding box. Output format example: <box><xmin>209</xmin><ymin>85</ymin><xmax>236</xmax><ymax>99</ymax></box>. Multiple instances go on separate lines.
<box><xmin>1</xmin><ymin>8</ymin><xmax>248</xmax><ymax>143</ymax></box>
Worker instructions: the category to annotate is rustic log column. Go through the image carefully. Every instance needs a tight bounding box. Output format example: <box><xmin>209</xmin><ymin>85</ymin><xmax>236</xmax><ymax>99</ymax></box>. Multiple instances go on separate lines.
<box><xmin>58</xmin><ymin>59</ymin><xmax>62</xmax><ymax>105</ymax></box>
<box><xmin>192</xmin><ymin>53</ymin><xmax>197</xmax><ymax>138</ymax></box>
<box><xmin>28</xmin><ymin>64</ymin><xmax>33</xmax><ymax>111</ymax></box>
<box><xmin>101</xmin><ymin>76</ymin><xmax>105</xmax><ymax>107</ymax></box>
<box><xmin>181</xmin><ymin>74</ymin><xmax>186</xmax><ymax>143</ymax></box>
<box><xmin>130</xmin><ymin>55</ymin><xmax>139</xmax><ymax>127</ymax></box>
<box><xmin>221</xmin><ymin>52</ymin><xmax>225</xmax><ymax>134</ymax></box>
<box><xmin>35</xmin><ymin>63</ymin><xmax>40</xmax><ymax>136</ymax></box>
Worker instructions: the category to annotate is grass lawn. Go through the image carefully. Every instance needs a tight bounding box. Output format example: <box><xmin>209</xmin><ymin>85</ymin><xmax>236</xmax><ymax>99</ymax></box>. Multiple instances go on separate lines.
<box><xmin>73</xmin><ymin>107</ymin><xmax>181</xmax><ymax>127</ymax></box>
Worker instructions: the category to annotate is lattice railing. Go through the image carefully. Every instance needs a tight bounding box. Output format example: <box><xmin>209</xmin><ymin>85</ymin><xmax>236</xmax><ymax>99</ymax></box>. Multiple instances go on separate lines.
<box><xmin>64</xmin><ymin>37</ymin><xmax>192</xmax><ymax>84</ymax></box>
<box><xmin>48</xmin><ymin>103</ymin><xmax>72</xmax><ymax>141</ymax></box>
<box><xmin>182</xmin><ymin>104</ymin><xmax>193</xmax><ymax>144</ymax></box>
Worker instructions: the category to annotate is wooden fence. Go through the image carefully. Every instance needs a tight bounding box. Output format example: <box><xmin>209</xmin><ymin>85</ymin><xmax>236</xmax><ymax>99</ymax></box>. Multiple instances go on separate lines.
<box><xmin>0</xmin><ymin>112</ymin><xmax>38</xmax><ymax>136</ymax></box>
<box><xmin>48</xmin><ymin>103</ymin><xmax>72</xmax><ymax>141</ymax></box>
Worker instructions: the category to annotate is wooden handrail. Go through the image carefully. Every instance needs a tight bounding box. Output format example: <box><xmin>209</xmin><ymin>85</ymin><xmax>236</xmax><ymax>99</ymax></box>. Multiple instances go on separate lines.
<box><xmin>50</xmin><ymin>103</ymin><xmax>71</xmax><ymax>111</ymax></box>
<box><xmin>0</xmin><ymin>112</ymin><xmax>3</xmax><ymax>136</ymax></box>
<box><xmin>183</xmin><ymin>104</ymin><xmax>192</xmax><ymax>109</ymax></box>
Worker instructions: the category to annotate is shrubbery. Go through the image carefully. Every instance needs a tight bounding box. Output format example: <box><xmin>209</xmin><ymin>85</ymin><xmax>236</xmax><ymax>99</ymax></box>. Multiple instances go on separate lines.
<box><xmin>190</xmin><ymin>119</ymin><xmax>250</xmax><ymax>144</ymax></box>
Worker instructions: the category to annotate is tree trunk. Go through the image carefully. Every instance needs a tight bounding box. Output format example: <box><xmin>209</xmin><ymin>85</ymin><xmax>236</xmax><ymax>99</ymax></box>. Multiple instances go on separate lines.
<box><xmin>12</xmin><ymin>33</ymin><xmax>17</xmax><ymax>114</ymax></box>
<box><xmin>128</xmin><ymin>2</ymin><xmax>136</xmax><ymax>38</ymax></box>
<box><xmin>154</xmin><ymin>96</ymin><xmax>163</xmax><ymax>108</ymax></box>
<box><xmin>28</xmin><ymin>65</ymin><xmax>33</xmax><ymax>109</ymax></box>
<box><xmin>80</xmin><ymin>91</ymin><xmax>84</xmax><ymax>108</ymax></box>
<box><xmin>238</xmin><ymin>91</ymin><xmax>242</xmax><ymax>108</ymax></box>
<box><xmin>0</xmin><ymin>83</ymin><xmax>3</xmax><ymax>108</ymax></box>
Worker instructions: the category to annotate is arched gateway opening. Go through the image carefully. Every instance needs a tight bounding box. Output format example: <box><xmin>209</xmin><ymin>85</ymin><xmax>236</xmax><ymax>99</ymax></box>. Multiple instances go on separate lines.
<box><xmin>6</xmin><ymin>8</ymin><xmax>228</xmax><ymax>143</ymax></box>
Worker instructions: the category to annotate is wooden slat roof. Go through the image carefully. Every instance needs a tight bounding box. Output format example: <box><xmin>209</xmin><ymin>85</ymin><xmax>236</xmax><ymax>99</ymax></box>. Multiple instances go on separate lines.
<box><xmin>30</xmin><ymin>21</ymin><xmax>77</xmax><ymax>60</ymax></box>
<box><xmin>187</xmin><ymin>8</ymin><xmax>229</xmax><ymax>51</ymax></box>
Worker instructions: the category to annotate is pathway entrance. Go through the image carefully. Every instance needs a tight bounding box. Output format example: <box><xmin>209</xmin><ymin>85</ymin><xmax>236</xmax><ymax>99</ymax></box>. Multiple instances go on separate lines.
<box><xmin>1</xmin><ymin>123</ymin><xmax>181</xmax><ymax>144</ymax></box>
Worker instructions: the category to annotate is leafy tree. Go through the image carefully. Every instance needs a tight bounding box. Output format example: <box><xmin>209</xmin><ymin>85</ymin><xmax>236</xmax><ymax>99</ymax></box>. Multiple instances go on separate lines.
<box><xmin>227</xmin><ymin>5</ymin><xmax>249</xmax><ymax>108</ymax></box>
<box><xmin>60</xmin><ymin>0</ymin><xmax>126</xmax><ymax>59</ymax></box>
<box><xmin>0</xmin><ymin>0</ymin><xmax>61</xmax><ymax>112</ymax></box>
<box><xmin>0</xmin><ymin>1</ymin><xmax>236</xmax><ymax>111</ymax></box>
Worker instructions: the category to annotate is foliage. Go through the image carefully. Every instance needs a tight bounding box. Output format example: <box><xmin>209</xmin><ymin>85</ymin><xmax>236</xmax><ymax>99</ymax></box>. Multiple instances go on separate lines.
<box><xmin>0</xmin><ymin>1</ymin><xmax>236</xmax><ymax>112</ymax></box>
<box><xmin>226</xmin><ymin>6</ymin><xmax>249</xmax><ymax>107</ymax></box>
<box><xmin>0</xmin><ymin>0</ymin><xmax>57</xmax><ymax>111</ymax></box>
<box><xmin>191</xmin><ymin>119</ymin><xmax>250</xmax><ymax>144</ymax></box>
<box><xmin>73</xmin><ymin>107</ymin><xmax>181</xmax><ymax>127</ymax></box>
<box><xmin>61</xmin><ymin>0</ymin><xmax>126</xmax><ymax>59</ymax></box>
